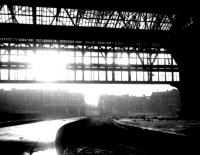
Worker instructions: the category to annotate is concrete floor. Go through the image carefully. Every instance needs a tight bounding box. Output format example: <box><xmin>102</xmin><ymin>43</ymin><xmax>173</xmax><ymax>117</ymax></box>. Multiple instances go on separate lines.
<box><xmin>0</xmin><ymin>117</ymin><xmax>84</xmax><ymax>155</ymax></box>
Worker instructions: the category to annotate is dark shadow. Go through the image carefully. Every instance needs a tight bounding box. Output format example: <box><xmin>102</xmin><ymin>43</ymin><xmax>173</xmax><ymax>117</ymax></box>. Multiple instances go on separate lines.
<box><xmin>55</xmin><ymin>117</ymin><xmax>199</xmax><ymax>155</ymax></box>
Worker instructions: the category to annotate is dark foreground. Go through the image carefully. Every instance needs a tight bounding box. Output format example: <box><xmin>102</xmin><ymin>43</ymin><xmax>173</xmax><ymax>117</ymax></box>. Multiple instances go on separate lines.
<box><xmin>55</xmin><ymin>117</ymin><xmax>200</xmax><ymax>155</ymax></box>
<box><xmin>0</xmin><ymin>117</ymin><xmax>199</xmax><ymax>155</ymax></box>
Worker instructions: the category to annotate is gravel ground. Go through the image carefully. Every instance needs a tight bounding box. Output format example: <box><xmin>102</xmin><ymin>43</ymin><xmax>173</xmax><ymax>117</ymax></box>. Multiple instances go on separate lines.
<box><xmin>115</xmin><ymin>118</ymin><xmax>200</xmax><ymax>136</ymax></box>
<box><xmin>63</xmin><ymin>144</ymin><xmax>144</xmax><ymax>155</ymax></box>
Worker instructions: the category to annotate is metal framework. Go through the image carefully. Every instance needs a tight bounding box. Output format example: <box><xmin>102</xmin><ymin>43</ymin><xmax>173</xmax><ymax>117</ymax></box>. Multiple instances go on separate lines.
<box><xmin>0</xmin><ymin>3</ymin><xmax>188</xmax><ymax>84</ymax></box>
<box><xmin>0</xmin><ymin>5</ymin><xmax>175</xmax><ymax>31</ymax></box>
<box><xmin>0</xmin><ymin>39</ymin><xmax>179</xmax><ymax>84</ymax></box>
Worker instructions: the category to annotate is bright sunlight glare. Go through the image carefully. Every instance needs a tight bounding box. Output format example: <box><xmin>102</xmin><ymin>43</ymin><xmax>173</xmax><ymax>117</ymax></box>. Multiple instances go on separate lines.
<box><xmin>31</xmin><ymin>50</ymin><xmax>67</xmax><ymax>81</ymax></box>
<box><xmin>32</xmin><ymin>149</ymin><xmax>57</xmax><ymax>155</ymax></box>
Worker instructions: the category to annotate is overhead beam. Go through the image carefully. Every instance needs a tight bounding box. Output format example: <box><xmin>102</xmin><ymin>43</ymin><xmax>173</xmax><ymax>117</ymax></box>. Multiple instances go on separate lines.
<box><xmin>0</xmin><ymin>0</ymin><xmax>190</xmax><ymax>14</ymax></box>
<box><xmin>0</xmin><ymin>80</ymin><xmax>179</xmax><ymax>85</ymax></box>
<box><xmin>0</xmin><ymin>23</ymin><xmax>171</xmax><ymax>44</ymax></box>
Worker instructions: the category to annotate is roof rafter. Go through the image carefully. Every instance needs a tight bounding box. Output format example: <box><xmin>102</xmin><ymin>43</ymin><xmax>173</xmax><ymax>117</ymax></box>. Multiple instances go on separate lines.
<box><xmin>50</xmin><ymin>7</ymin><xmax>61</xmax><ymax>25</ymax></box>
<box><xmin>65</xmin><ymin>8</ymin><xmax>76</xmax><ymax>26</ymax></box>
<box><xmin>7</xmin><ymin>5</ymin><xmax>18</xmax><ymax>23</ymax></box>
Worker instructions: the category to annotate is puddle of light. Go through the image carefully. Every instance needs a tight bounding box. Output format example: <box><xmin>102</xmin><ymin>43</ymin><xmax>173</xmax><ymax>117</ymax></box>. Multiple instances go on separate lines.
<box><xmin>31</xmin><ymin>148</ymin><xmax>57</xmax><ymax>155</ymax></box>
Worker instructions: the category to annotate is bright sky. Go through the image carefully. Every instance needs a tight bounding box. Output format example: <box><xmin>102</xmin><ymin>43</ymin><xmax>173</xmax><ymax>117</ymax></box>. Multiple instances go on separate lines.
<box><xmin>0</xmin><ymin>84</ymin><xmax>176</xmax><ymax>106</ymax></box>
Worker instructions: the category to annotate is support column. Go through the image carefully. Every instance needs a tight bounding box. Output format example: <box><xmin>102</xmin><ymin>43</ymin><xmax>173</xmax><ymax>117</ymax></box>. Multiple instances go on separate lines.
<box><xmin>82</xmin><ymin>50</ymin><xmax>84</xmax><ymax>81</ymax></box>
<box><xmin>128</xmin><ymin>51</ymin><xmax>131</xmax><ymax>82</ymax></box>
<box><xmin>105</xmin><ymin>52</ymin><xmax>108</xmax><ymax>81</ymax></box>
<box><xmin>74</xmin><ymin>43</ymin><xmax>76</xmax><ymax>81</ymax></box>
<box><xmin>171</xmin><ymin>15</ymin><xmax>200</xmax><ymax>119</ymax></box>
<box><xmin>112</xmin><ymin>47</ymin><xmax>115</xmax><ymax>81</ymax></box>
<box><xmin>8</xmin><ymin>46</ymin><xmax>10</xmax><ymax>80</ymax></box>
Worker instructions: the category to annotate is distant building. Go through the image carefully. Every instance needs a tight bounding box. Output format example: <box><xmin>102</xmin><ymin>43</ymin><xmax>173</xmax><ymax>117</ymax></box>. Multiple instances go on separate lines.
<box><xmin>98</xmin><ymin>89</ymin><xmax>180</xmax><ymax>118</ymax></box>
<box><xmin>0</xmin><ymin>89</ymin><xmax>86</xmax><ymax>121</ymax></box>
<box><xmin>149</xmin><ymin>89</ymin><xmax>180</xmax><ymax>116</ymax></box>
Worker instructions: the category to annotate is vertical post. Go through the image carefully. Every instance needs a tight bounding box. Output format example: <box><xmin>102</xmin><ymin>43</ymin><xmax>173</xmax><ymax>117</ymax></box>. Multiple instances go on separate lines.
<box><xmin>32</xmin><ymin>5</ymin><xmax>37</xmax><ymax>80</ymax></box>
<box><xmin>136</xmin><ymin>52</ymin><xmax>137</xmax><ymax>82</ymax></box>
<box><xmin>98</xmin><ymin>45</ymin><xmax>100</xmax><ymax>81</ymax></box>
<box><xmin>105</xmin><ymin>51</ymin><xmax>108</xmax><ymax>81</ymax></box>
<box><xmin>8</xmin><ymin>43</ymin><xmax>10</xmax><ymax>80</ymax></box>
<box><xmin>121</xmin><ymin>52</ymin><xmax>122</xmax><ymax>81</ymax></box>
<box><xmin>143</xmin><ymin>53</ymin><xmax>145</xmax><ymax>81</ymax></box>
<box><xmin>105</xmin><ymin>46</ymin><xmax>108</xmax><ymax>82</ymax></box>
<box><xmin>112</xmin><ymin>46</ymin><xmax>115</xmax><ymax>81</ymax></box>
<box><xmin>33</xmin><ymin>39</ymin><xmax>36</xmax><ymax>81</ymax></box>
<box><xmin>82</xmin><ymin>44</ymin><xmax>84</xmax><ymax>81</ymax></box>
<box><xmin>164</xmin><ymin>54</ymin><xmax>166</xmax><ymax>82</ymax></box>
<box><xmin>33</xmin><ymin>6</ymin><xmax>36</xmax><ymax>25</ymax></box>
<box><xmin>149</xmin><ymin>54</ymin><xmax>152</xmax><ymax>82</ymax></box>
<box><xmin>74</xmin><ymin>43</ymin><xmax>76</xmax><ymax>81</ymax></box>
<box><xmin>128</xmin><ymin>48</ymin><xmax>131</xmax><ymax>82</ymax></box>
<box><xmin>25</xmin><ymin>49</ymin><xmax>27</xmax><ymax>81</ymax></box>
<box><xmin>171</xmin><ymin>56</ymin><xmax>174</xmax><ymax>82</ymax></box>
<box><xmin>90</xmin><ymin>47</ymin><xmax>92</xmax><ymax>81</ymax></box>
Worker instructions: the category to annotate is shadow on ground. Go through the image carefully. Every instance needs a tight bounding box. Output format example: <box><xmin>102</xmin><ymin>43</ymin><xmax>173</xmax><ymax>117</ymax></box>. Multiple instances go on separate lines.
<box><xmin>55</xmin><ymin>117</ymin><xmax>200</xmax><ymax>155</ymax></box>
